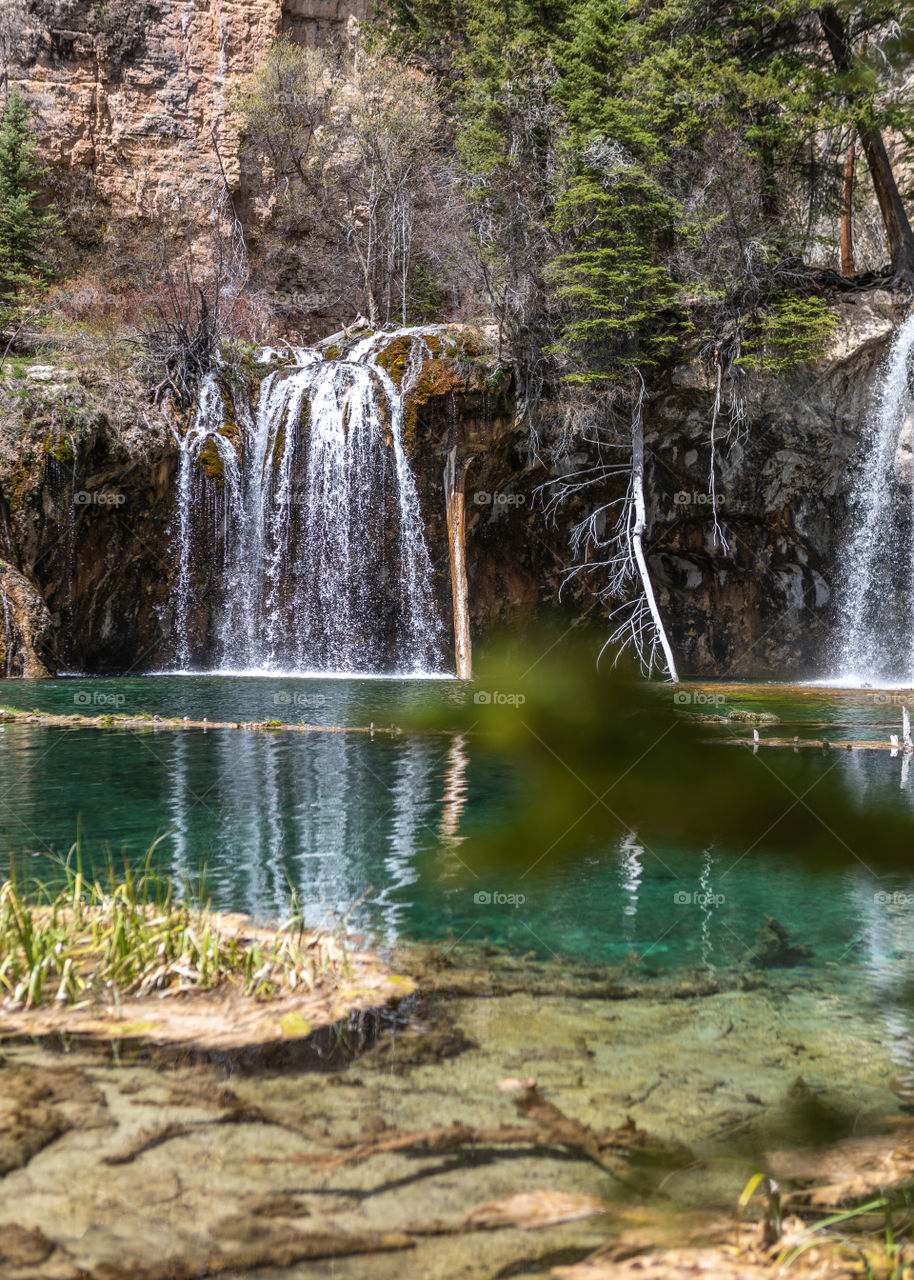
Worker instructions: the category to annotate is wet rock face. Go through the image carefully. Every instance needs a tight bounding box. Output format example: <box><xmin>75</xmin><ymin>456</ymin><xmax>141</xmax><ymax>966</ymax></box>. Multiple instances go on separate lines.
<box><xmin>643</xmin><ymin>288</ymin><xmax>904</xmax><ymax>677</ymax></box>
<box><xmin>0</xmin><ymin>369</ymin><xmax>177</xmax><ymax>674</ymax></box>
<box><xmin>452</xmin><ymin>287</ymin><xmax>907</xmax><ymax>679</ymax></box>
<box><xmin>0</xmin><ymin>562</ymin><xmax>53</xmax><ymax>677</ymax></box>
<box><xmin>0</xmin><ymin>291</ymin><xmax>904</xmax><ymax>678</ymax></box>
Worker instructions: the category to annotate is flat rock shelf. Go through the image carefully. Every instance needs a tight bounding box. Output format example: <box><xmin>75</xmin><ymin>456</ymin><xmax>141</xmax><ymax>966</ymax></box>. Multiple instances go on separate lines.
<box><xmin>0</xmin><ymin>908</ymin><xmax>415</xmax><ymax>1067</ymax></box>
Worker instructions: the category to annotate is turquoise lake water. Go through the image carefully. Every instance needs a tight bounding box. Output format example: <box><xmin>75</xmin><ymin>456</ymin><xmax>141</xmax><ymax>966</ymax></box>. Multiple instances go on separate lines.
<box><xmin>0</xmin><ymin>676</ymin><xmax>913</xmax><ymax>988</ymax></box>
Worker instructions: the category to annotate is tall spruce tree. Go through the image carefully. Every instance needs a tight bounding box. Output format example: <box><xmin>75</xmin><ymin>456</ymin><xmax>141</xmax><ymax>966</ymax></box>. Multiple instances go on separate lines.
<box><xmin>0</xmin><ymin>90</ymin><xmax>57</xmax><ymax>304</ymax></box>
<box><xmin>546</xmin><ymin>0</ymin><xmax>682</xmax><ymax>382</ymax></box>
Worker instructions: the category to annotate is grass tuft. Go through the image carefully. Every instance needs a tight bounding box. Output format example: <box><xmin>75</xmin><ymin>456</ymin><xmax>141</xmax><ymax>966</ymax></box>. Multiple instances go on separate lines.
<box><xmin>0</xmin><ymin>846</ymin><xmax>338</xmax><ymax>1010</ymax></box>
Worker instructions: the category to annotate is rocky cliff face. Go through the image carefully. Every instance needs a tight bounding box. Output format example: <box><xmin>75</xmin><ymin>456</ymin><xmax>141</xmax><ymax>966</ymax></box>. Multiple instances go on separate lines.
<box><xmin>11</xmin><ymin>0</ymin><xmax>367</xmax><ymax>220</ymax></box>
<box><xmin>458</xmin><ymin>288</ymin><xmax>908</xmax><ymax>680</ymax></box>
<box><xmin>0</xmin><ymin>289</ymin><xmax>906</xmax><ymax>679</ymax></box>
<box><xmin>0</xmin><ymin>562</ymin><xmax>53</xmax><ymax>676</ymax></box>
<box><xmin>306</xmin><ymin>289</ymin><xmax>907</xmax><ymax>682</ymax></box>
<box><xmin>0</xmin><ymin>360</ymin><xmax>176</xmax><ymax>673</ymax></box>
<box><xmin>642</xmin><ymin>289</ymin><xmax>904</xmax><ymax>678</ymax></box>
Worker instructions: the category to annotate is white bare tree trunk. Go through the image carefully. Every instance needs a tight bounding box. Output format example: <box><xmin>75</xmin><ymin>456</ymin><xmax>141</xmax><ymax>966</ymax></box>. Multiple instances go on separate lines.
<box><xmin>631</xmin><ymin>404</ymin><xmax>679</xmax><ymax>683</ymax></box>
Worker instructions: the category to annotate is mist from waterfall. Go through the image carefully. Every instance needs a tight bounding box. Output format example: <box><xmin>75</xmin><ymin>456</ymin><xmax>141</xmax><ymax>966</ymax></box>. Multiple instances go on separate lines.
<box><xmin>834</xmin><ymin>314</ymin><xmax>914</xmax><ymax>686</ymax></box>
<box><xmin>171</xmin><ymin>330</ymin><xmax>446</xmax><ymax>675</ymax></box>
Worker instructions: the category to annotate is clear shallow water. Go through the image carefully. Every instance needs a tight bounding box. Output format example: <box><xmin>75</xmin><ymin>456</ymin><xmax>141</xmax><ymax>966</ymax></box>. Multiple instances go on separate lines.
<box><xmin>0</xmin><ymin>674</ymin><xmax>462</xmax><ymax>728</ymax></box>
<box><xmin>5</xmin><ymin>676</ymin><xmax>914</xmax><ymax>1279</ymax></box>
<box><xmin>688</xmin><ymin>680</ymin><xmax>914</xmax><ymax>743</ymax></box>
<box><xmin>1</xmin><ymin>678</ymin><xmax>914</xmax><ymax>988</ymax></box>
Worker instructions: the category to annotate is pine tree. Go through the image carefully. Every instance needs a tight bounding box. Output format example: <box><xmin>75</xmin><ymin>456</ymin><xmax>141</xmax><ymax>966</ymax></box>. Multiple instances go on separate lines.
<box><xmin>546</xmin><ymin>0</ymin><xmax>682</xmax><ymax>381</ymax></box>
<box><xmin>0</xmin><ymin>90</ymin><xmax>58</xmax><ymax>304</ymax></box>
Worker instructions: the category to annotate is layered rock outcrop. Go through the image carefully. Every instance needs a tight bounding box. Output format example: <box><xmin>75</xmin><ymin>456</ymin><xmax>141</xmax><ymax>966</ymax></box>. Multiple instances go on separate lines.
<box><xmin>456</xmin><ymin>288</ymin><xmax>909</xmax><ymax>679</ymax></box>
<box><xmin>10</xmin><ymin>0</ymin><xmax>367</xmax><ymax>219</ymax></box>
<box><xmin>0</xmin><ymin>561</ymin><xmax>53</xmax><ymax>676</ymax></box>
<box><xmin>644</xmin><ymin>289</ymin><xmax>905</xmax><ymax>677</ymax></box>
<box><xmin>0</xmin><ymin>361</ymin><xmax>176</xmax><ymax>672</ymax></box>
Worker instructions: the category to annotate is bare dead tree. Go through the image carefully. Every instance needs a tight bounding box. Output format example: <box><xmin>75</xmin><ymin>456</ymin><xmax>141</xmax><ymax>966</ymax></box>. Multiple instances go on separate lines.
<box><xmin>538</xmin><ymin>380</ymin><xmax>679</xmax><ymax>681</ymax></box>
<box><xmin>140</xmin><ymin>165</ymin><xmax>249</xmax><ymax>409</ymax></box>
<box><xmin>238</xmin><ymin>40</ymin><xmax>443</xmax><ymax>328</ymax></box>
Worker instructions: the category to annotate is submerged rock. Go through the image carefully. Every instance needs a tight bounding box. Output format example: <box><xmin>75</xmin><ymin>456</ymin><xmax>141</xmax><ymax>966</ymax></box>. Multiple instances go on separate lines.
<box><xmin>746</xmin><ymin>917</ymin><xmax>813</xmax><ymax>969</ymax></box>
<box><xmin>726</xmin><ymin>708</ymin><xmax>781</xmax><ymax>724</ymax></box>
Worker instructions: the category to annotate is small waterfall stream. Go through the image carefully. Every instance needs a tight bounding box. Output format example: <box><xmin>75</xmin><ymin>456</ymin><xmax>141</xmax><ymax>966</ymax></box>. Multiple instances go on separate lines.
<box><xmin>834</xmin><ymin>314</ymin><xmax>914</xmax><ymax>685</ymax></box>
<box><xmin>172</xmin><ymin>329</ymin><xmax>446</xmax><ymax>675</ymax></box>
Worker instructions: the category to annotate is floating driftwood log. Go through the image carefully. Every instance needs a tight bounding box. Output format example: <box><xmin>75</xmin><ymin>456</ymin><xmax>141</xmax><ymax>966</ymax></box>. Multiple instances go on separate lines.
<box><xmin>0</xmin><ymin>708</ymin><xmax>407</xmax><ymax>734</ymax></box>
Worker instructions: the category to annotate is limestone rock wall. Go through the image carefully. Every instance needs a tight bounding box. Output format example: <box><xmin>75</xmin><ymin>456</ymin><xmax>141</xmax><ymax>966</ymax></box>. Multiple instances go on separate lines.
<box><xmin>0</xmin><ymin>562</ymin><xmax>53</xmax><ymax>676</ymax></box>
<box><xmin>455</xmin><ymin>288</ymin><xmax>909</xmax><ymax>680</ymax></box>
<box><xmin>642</xmin><ymin>289</ymin><xmax>903</xmax><ymax>678</ymax></box>
<box><xmin>11</xmin><ymin>0</ymin><xmax>366</xmax><ymax>220</ymax></box>
<box><xmin>0</xmin><ymin>363</ymin><xmax>177</xmax><ymax>674</ymax></box>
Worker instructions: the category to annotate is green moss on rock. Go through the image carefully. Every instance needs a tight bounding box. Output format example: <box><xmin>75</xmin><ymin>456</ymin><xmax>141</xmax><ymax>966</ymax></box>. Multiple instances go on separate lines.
<box><xmin>374</xmin><ymin>336</ymin><xmax>413</xmax><ymax>388</ymax></box>
<box><xmin>197</xmin><ymin>438</ymin><xmax>225</xmax><ymax>481</ymax></box>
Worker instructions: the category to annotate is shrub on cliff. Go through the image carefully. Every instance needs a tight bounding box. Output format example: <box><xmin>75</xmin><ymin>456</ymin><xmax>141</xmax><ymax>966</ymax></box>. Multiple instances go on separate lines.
<box><xmin>237</xmin><ymin>38</ymin><xmax>454</xmax><ymax>329</ymax></box>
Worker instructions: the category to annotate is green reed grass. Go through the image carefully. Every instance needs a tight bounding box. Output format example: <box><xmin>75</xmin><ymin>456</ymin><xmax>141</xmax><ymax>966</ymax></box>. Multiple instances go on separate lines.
<box><xmin>0</xmin><ymin>844</ymin><xmax>339</xmax><ymax>1009</ymax></box>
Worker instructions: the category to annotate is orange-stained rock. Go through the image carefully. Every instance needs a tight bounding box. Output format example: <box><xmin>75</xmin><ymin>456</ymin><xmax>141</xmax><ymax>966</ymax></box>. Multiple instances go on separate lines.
<box><xmin>9</xmin><ymin>0</ymin><xmax>368</xmax><ymax>219</ymax></box>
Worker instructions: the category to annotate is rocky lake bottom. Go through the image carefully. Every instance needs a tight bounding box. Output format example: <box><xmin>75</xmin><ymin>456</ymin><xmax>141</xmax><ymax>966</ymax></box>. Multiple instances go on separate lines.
<box><xmin>1</xmin><ymin>951</ymin><xmax>906</xmax><ymax>1280</ymax></box>
<box><xmin>3</xmin><ymin>677</ymin><xmax>914</xmax><ymax>1277</ymax></box>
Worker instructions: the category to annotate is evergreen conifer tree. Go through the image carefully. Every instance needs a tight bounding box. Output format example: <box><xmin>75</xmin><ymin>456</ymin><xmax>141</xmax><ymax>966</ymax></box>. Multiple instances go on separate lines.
<box><xmin>0</xmin><ymin>91</ymin><xmax>58</xmax><ymax>304</ymax></box>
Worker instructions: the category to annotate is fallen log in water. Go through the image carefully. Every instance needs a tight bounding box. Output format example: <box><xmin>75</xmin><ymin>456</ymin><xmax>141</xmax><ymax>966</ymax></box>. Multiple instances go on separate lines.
<box><xmin>256</xmin><ymin>1082</ymin><xmax>689</xmax><ymax>1181</ymax></box>
<box><xmin>713</xmin><ymin>736</ymin><xmax>903</xmax><ymax>751</ymax></box>
<box><xmin>0</xmin><ymin>708</ymin><xmax>408</xmax><ymax>734</ymax></box>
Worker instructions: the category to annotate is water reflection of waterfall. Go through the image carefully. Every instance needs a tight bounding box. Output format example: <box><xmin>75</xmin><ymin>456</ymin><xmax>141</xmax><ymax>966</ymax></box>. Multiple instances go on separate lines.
<box><xmin>851</xmin><ymin>873</ymin><xmax>914</xmax><ymax>1090</ymax></box>
<box><xmin>168</xmin><ymin>731</ymin><xmax>192</xmax><ymax>891</ymax></box>
<box><xmin>835</xmin><ymin>314</ymin><xmax>914</xmax><ymax>684</ymax></box>
<box><xmin>439</xmin><ymin>733</ymin><xmax>469</xmax><ymax>846</ymax></box>
<box><xmin>619</xmin><ymin>833</ymin><xmax>643</xmax><ymax>937</ymax></box>
<box><xmin>381</xmin><ymin>738</ymin><xmax>436</xmax><ymax>939</ymax></box>
<box><xmin>171</xmin><ymin>329</ymin><xmax>446</xmax><ymax>676</ymax></box>
<box><xmin>161</xmin><ymin>729</ymin><xmax>449</xmax><ymax>941</ymax></box>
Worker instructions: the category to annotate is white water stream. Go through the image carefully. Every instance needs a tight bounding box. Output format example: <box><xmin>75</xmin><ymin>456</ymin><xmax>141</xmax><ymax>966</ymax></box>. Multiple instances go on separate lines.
<box><xmin>833</xmin><ymin>314</ymin><xmax>914</xmax><ymax>686</ymax></box>
<box><xmin>171</xmin><ymin>331</ymin><xmax>446</xmax><ymax>675</ymax></box>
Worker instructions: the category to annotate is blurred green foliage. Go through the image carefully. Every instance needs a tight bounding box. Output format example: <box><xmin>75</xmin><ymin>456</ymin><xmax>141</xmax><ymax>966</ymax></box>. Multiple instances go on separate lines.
<box><xmin>411</xmin><ymin>628</ymin><xmax>912</xmax><ymax>877</ymax></box>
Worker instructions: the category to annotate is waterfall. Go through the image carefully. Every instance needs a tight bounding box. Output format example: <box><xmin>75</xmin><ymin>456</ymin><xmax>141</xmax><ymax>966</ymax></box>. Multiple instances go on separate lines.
<box><xmin>834</xmin><ymin>314</ymin><xmax>914</xmax><ymax>685</ymax></box>
<box><xmin>171</xmin><ymin>330</ymin><xmax>446</xmax><ymax>675</ymax></box>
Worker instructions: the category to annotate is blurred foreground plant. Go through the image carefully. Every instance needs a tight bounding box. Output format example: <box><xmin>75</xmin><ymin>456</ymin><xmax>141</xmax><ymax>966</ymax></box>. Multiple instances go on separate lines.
<box><xmin>411</xmin><ymin>626</ymin><xmax>914</xmax><ymax>878</ymax></box>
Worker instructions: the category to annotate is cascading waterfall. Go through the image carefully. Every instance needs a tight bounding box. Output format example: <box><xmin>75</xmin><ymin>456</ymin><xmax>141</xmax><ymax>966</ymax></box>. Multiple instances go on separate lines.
<box><xmin>171</xmin><ymin>329</ymin><xmax>446</xmax><ymax>675</ymax></box>
<box><xmin>834</xmin><ymin>314</ymin><xmax>914</xmax><ymax>685</ymax></box>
